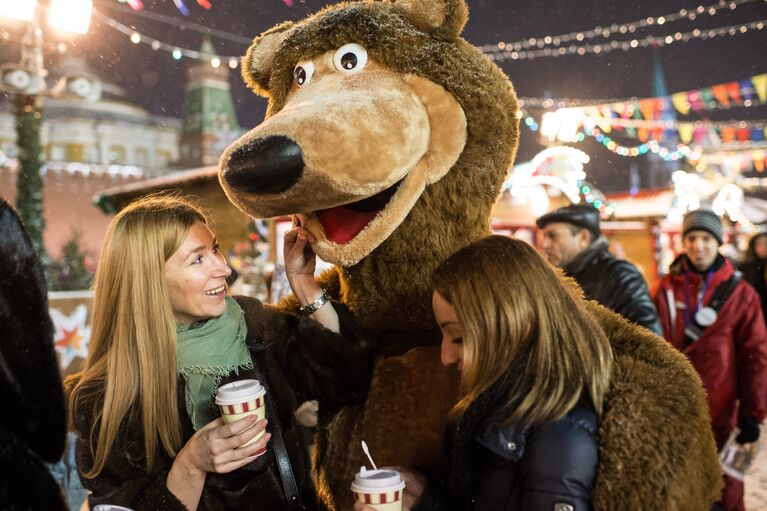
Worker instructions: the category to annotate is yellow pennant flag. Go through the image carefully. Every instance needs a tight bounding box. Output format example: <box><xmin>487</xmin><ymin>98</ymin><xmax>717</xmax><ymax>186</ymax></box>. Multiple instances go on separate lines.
<box><xmin>596</xmin><ymin>118</ymin><xmax>612</xmax><ymax>133</ymax></box>
<box><xmin>671</xmin><ymin>92</ymin><xmax>690</xmax><ymax>115</ymax></box>
<box><xmin>678</xmin><ymin>123</ymin><xmax>695</xmax><ymax>144</ymax></box>
<box><xmin>753</xmin><ymin>74</ymin><xmax>767</xmax><ymax>103</ymax></box>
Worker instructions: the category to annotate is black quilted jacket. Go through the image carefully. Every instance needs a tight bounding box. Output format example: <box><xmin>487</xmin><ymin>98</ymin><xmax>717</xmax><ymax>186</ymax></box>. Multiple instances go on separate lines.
<box><xmin>414</xmin><ymin>363</ymin><xmax>598</xmax><ymax>511</ymax></box>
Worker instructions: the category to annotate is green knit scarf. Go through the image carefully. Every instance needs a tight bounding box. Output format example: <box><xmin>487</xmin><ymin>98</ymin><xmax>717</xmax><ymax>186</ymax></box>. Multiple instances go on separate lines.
<box><xmin>176</xmin><ymin>296</ymin><xmax>252</xmax><ymax>430</ymax></box>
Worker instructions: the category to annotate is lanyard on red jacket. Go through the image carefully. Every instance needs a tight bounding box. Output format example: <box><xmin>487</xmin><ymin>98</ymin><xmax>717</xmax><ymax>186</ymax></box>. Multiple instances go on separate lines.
<box><xmin>683</xmin><ymin>269</ymin><xmax>713</xmax><ymax>328</ymax></box>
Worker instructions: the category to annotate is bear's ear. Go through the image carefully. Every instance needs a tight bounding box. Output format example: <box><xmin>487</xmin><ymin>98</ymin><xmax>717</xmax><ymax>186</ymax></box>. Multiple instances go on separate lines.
<box><xmin>241</xmin><ymin>21</ymin><xmax>294</xmax><ymax>96</ymax></box>
<box><xmin>386</xmin><ymin>0</ymin><xmax>468</xmax><ymax>40</ymax></box>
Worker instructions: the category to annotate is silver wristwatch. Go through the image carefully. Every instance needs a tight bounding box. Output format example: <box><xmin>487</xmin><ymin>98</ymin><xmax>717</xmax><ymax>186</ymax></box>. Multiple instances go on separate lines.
<box><xmin>298</xmin><ymin>289</ymin><xmax>330</xmax><ymax>316</ymax></box>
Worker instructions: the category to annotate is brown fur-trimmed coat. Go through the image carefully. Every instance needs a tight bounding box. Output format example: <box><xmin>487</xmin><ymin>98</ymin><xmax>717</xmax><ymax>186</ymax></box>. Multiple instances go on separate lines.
<box><xmin>220</xmin><ymin>1</ymin><xmax>722</xmax><ymax>509</ymax></box>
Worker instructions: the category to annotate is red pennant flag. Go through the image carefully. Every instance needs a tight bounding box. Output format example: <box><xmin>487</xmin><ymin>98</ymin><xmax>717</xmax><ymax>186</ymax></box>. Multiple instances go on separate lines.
<box><xmin>737</xmin><ymin>128</ymin><xmax>750</xmax><ymax>142</ymax></box>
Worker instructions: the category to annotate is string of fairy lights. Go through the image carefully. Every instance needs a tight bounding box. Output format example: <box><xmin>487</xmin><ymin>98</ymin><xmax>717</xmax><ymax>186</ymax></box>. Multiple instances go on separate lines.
<box><xmin>26</xmin><ymin>0</ymin><xmax>762</xmax><ymax>69</ymax></box>
<box><xmin>519</xmin><ymin>112</ymin><xmax>767</xmax><ymax>162</ymax></box>
<box><xmin>486</xmin><ymin>19</ymin><xmax>766</xmax><ymax>61</ymax></box>
<box><xmin>518</xmin><ymin>96</ymin><xmax>764</xmax><ymax>110</ymax></box>
<box><xmin>479</xmin><ymin>0</ymin><xmax>758</xmax><ymax>53</ymax></box>
<box><xmin>478</xmin><ymin>0</ymin><xmax>760</xmax><ymax>52</ymax></box>
<box><xmin>91</xmin><ymin>9</ymin><xmax>243</xmax><ymax>65</ymax></box>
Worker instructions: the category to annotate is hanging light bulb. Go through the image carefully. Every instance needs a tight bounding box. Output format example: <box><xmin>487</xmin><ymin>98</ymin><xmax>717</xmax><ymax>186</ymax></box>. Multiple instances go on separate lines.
<box><xmin>0</xmin><ymin>0</ymin><xmax>36</xmax><ymax>22</ymax></box>
<box><xmin>48</xmin><ymin>0</ymin><xmax>93</xmax><ymax>35</ymax></box>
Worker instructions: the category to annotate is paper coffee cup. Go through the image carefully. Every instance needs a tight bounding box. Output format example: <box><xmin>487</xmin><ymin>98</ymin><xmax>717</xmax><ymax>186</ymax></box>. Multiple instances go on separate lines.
<box><xmin>215</xmin><ymin>379</ymin><xmax>267</xmax><ymax>452</ymax></box>
<box><xmin>351</xmin><ymin>467</ymin><xmax>406</xmax><ymax>511</ymax></box>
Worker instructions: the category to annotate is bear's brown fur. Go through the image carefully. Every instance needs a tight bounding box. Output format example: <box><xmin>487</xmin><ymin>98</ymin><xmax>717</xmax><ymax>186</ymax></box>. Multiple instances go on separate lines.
<box><xmin>220</xmin><ymin>1</ymin><xmax>721</xmax><ymax>509</ymax></box>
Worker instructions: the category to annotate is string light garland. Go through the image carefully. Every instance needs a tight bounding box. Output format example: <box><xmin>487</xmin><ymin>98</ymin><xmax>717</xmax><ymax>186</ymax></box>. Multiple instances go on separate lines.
<box><xmin>92</xmin><ymin>9</ymin><xmax>242</xmax><ymax>64</ymax></box>
<box><xmin>520</xmin><ymin>96</ymin><xmax>764</xmax><ymax>111</ymax></box>
<box><xmin>578</xmin><ymin>116</ymin><xmax>767</xmax><ymax>130</ymax></box>
<box><xmin>486</xmin><ymin>19</ymin><xmax>766</xmax><ymax>61</ymax></box>
<box><xmin>33</xmin><ymin>4</ymin><xmax>762</xmax><ymax>69</ymax></box>
<box><xmin>520</xmin><ymin>113</ymin><xmax>750</xmax><ymax>162</ymax></box>
<box><xmin>516</xmin><ymin>74</ymin><xmax>767</xmax><ymax>145</ymax></box>
<box><xmin>478</xmin><ymin>0</ymin><xmax>759</xmax><ymax>53</ymax></box>
<box><xmin>104</xmin><ymin>2</ymin><xmax>251</xmax><ymax>44</ymax></box>
<box><xmin>118</xmin><ymin>0</ymin><xmax>294</xmax><ymax>14</ymax></box>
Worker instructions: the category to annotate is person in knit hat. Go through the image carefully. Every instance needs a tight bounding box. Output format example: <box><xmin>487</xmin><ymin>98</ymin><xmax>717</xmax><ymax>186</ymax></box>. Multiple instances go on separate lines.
<box><xmin>654</xmin><ymin>208</ymin><xmax>767</xmax><ymax>511</ymax></box>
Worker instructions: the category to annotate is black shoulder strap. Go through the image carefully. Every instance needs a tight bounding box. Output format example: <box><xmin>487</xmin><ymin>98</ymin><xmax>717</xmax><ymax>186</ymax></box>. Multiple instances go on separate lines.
<box><xmin>262</xmin><ymin>381</ymin><xmax>305</xmax><ymax>510</ymax></box>
<box><xmin>684</xmin><ymin>272</ymin><xmax>742</xmax><ymax>346</ymax></box>
<box><xmin>247</xmin><ymin>341</ymin><xmax>305</xmax><ymax>510</ymax></box>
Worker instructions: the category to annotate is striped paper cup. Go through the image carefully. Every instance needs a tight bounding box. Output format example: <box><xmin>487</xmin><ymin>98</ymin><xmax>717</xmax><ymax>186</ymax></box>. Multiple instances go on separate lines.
<box><xmin>351</xmin><ymin>468</ymin><xmax>406</xmax><ymax>511</ymax></box>
<box><xmin>215</xmin><ymin>379</ymin><xmax>267</xmax><ymax>451</ymax></box>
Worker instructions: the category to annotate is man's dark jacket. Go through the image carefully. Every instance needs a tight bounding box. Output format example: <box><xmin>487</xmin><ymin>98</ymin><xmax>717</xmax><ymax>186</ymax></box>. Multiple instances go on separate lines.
<box><xmin>564</xmin><ymin>238</ymin><xmax>663</xmax><ymax>336</ymax></box>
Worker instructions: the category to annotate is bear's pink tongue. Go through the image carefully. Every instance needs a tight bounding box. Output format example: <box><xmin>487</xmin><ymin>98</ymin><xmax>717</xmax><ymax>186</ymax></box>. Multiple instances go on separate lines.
<box><xmin>316</xmin><ymin>206</ymin><xmax>377</xmax><ymax>244</ymax></box>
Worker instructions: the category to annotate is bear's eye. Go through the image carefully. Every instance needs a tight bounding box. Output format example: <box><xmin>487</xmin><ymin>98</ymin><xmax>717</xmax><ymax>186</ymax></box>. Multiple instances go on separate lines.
<box><xmin>333</xmin><ymin>43</ymin><xmax>368</xmax><ymax>74</ymax></box>
<box><xmin>293</xmin><ymin>61</ymin><xmax>315</xmax><ymax>87</ymax></box>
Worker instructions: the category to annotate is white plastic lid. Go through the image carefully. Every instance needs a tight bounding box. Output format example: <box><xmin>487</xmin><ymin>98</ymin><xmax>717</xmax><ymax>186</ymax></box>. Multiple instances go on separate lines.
<box><xmin>350</xmin><ymin>467</ymin><xmax>405</xmax><ymax>493</ymax></box>
<box><xmin>214</xmin><ymin>379</ymin><xmax>265</xmax><ymax>405</ymax></box>
<box><xmin>92</xmin><ymin>506</ymin><xmax>135</xmax><ymax>511</ymax></box>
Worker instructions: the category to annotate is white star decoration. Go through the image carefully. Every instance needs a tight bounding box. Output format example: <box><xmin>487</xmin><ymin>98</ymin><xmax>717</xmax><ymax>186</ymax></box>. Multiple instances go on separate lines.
<box><xmin>50</xmin><ymin>304</ymin><xmax>91</xmax><ymax>370</ymax></box>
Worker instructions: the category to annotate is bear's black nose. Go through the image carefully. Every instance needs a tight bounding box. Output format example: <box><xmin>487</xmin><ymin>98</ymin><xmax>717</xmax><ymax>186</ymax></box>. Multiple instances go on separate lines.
<box><xmin>223</xmin><ymin>135</ymin><xmax>304</xmax><ymax>194</ymax></box>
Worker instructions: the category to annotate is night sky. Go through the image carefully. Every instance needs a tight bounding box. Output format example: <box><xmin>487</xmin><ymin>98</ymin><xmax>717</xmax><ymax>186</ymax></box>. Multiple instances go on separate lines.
<box><xmin>2</xmin><ymin>0</ymin><xmax>766</xmax><ymax>193</ymax></box>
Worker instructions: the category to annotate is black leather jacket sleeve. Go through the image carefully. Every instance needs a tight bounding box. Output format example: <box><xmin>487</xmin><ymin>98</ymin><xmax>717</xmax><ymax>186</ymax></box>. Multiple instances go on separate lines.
<box><xmin>601</xmin><ymin>259</ymin><xmax>663</xmax><ymax>336</ymax></box>
<box><xmin>576</xmin><ymin>255</ymin><xmax>663</xmax><ymax>337</ymax></box>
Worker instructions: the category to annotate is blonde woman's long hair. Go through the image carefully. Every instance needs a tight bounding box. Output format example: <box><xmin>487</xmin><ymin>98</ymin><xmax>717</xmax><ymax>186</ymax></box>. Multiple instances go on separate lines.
<box><xmin>432</xmin><ymin>235</ymin><xmax>613</xmax><ymax>427</ymax></box>
<box><xmin>65</xmin><ymin>193</ymin><xmax>207</xmax><ymax>478</ymax></box>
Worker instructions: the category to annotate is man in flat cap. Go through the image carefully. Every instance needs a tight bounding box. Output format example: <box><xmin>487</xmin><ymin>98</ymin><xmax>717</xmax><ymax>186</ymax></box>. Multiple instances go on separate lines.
<box><xmin>537</xmin><ymin>204</ymin><xmax>662</xmax><ymax>335</ymax></box>
<box><xmin>654</xmin><ymin>208</ymin><xmax>767</xmax><ymax>511</ymax></box>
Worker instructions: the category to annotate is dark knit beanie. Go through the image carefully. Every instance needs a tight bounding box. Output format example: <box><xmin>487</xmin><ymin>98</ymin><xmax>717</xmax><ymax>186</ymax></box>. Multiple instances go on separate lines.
<box><xmin>683</xmin><ymin>209</ymin><xmax>723</xmax><ymax>245</ymax></box>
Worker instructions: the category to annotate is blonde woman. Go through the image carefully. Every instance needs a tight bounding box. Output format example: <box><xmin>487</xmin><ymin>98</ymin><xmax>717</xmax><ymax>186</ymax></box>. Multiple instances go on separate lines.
<box><xmin>66</xmin><ymin>194</ymin><xmax>373</xmax><ymax>511</ymax></box>
<box><xmin>356</xmin><ymin>235</ymin><xmax>613</xmax><ymax>511</ymax></box>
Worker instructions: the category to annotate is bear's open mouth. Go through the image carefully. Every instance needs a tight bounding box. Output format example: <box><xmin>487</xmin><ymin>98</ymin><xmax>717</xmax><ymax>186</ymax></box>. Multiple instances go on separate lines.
<box><xmin>315</xmin><ymin>178</ymin><xmax>404</xmax><ymax>244</ymax></box>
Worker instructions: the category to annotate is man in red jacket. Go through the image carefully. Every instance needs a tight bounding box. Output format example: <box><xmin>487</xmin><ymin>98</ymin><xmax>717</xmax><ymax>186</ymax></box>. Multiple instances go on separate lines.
<box><xmin>654</xmin><ymin>208</ymin><xmax>767</xmax><ymax>511</ymax></box>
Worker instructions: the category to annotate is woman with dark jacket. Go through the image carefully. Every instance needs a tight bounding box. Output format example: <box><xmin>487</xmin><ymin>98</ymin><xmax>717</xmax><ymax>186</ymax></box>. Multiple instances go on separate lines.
<box><xmin>66</xmin><ymin>194</ymin><xmax>374</xmax><ymax>511</ymax></box>
<box><xmin>356</xmin><ymin>235</ymin><xmax>613</xmax><ymax>511</ymax></box>
<box><xmin>739</xmin><ymin>232</ymin><xmax>767</xmax><ymax>322</ymax></box>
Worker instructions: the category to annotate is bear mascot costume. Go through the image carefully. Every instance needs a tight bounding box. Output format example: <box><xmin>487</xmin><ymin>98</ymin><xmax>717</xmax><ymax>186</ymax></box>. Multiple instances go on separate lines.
<box><xmin>218</xmin><ymin>1</ymin><xmax>723</xmax><ymax>509</ymax></box>
<box><xmin>0</xmin><ymin>198</ymin><xmax>68</xmax><ymax>510</ymax></box>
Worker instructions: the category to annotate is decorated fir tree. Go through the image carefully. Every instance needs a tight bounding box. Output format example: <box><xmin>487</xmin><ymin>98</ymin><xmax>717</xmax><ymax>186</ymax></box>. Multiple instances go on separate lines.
<box><xmin>47</xmin><ymin>232</ymin><xmax>93</xmax><ymax>291</ymax></box>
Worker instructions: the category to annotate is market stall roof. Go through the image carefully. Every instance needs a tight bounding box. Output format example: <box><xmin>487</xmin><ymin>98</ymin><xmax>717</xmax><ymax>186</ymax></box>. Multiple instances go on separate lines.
<box><xmin>605</xmin><ymin>188</ymin><xmax>675</xmax><ymax>219</ymax></box>
<box><xmin>94</xmin><ymin>166</ymin><xmax>218</xmax><ymax>213</ymax></box>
